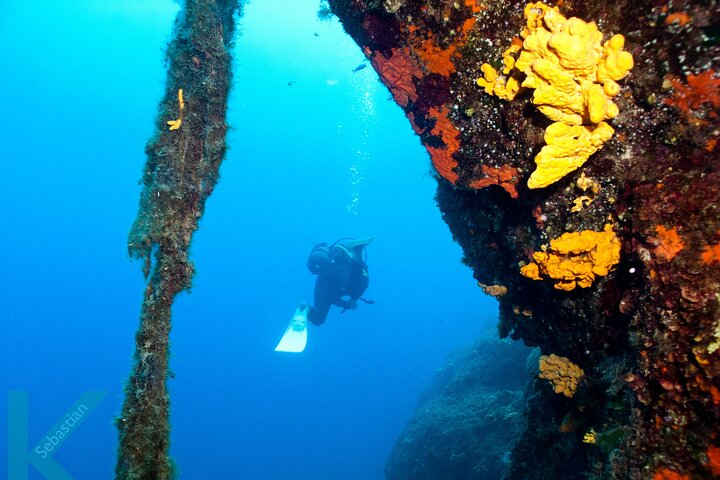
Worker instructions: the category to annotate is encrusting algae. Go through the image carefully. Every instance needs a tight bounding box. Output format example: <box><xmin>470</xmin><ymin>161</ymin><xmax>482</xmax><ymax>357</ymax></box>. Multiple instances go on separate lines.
<box><xmin>538</xmin><ymin>354</ymin><xmax>584</xmax><ymax>398</ymax></box>
<box><xmin>476</xmin><ymin>1</ymin><xmax>634</xmax><ymax>189</ymax></box>
<box><xmin>520</xmin><ymin>224</ymin><xmax>621</xmax><ymax>291</ymax></box>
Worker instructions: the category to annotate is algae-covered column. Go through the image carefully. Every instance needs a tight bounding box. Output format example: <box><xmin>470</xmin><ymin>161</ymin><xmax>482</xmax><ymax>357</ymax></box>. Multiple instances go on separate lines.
<box><xmin>116</xmin><ymin>1</ymin><xmax>239</xmax><ymax>478</ymax></box>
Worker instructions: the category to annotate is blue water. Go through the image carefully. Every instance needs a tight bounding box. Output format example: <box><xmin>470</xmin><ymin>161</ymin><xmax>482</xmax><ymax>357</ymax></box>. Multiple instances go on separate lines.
<box><xmin>1</xmin><ymin>1</ymin><xmax>497</xmax><ymax>479</ymax></box>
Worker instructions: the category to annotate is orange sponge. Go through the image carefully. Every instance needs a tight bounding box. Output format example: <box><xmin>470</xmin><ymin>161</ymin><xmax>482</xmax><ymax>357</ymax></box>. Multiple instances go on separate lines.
<box><xmin>538</xmin><ymin>354</ymin><xmax>584</xmax><ymax>397</ymax></box>
<box><xmin>520</xmin><ymin>224</ymin><xmax>621</xmax><ymax>291</ymax></box>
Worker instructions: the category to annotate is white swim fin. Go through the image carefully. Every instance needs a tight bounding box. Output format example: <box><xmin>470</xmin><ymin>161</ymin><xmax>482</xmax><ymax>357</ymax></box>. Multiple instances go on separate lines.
<box><xmin>274</xmin><ymin>304</ymin><xmax>308</xmax><ymax>353</ymax></box>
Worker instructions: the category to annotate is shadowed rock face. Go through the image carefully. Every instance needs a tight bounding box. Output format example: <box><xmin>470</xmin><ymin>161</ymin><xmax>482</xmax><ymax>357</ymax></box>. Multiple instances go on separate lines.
<box><xmin>328</xmin><ymin>0</ymin><xmax>720</xmax><ymax>478</ymax></box>
<box><xmin>386</xmin><ymin>340</ymin><xmax>531</xmax><ymax>480</ymax></box>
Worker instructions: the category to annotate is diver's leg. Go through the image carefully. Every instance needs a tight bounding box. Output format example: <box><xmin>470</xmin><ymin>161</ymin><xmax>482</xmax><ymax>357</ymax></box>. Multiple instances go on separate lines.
<box><xmin>308</xmin><ymin>276</ymin><xmax>332</xmax><ymax>326</ymax></box>
<box><xmin>308</xmin><ymin>299</ymin><xmax>330</xmax><ymax>326</ymax></box>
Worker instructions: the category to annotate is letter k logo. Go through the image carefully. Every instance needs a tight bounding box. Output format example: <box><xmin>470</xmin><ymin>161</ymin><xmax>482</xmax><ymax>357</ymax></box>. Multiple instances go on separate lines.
<box><xmin>7</xmin><ymin>391</ymin><xmax>106</xmax><ymax>480</ymax></box>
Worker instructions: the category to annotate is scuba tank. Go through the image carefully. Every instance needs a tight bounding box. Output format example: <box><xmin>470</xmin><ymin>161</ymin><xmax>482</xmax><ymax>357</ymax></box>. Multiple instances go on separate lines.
<box><xmin>306</xmin><ymin>237</ymin><xmax>370</xmax><ymax>274</ymax></box>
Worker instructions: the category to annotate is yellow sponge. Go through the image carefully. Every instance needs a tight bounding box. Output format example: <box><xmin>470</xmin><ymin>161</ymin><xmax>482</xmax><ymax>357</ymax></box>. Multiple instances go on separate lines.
<box><xmin>476</xmin><ymin>2</ymin><xmax>634</xmax><ymax>189</ymax></box>
<box><xmin>520</xmin><ymin>224</ymin><xmax>621</xmax><ymax>290</ymax></box>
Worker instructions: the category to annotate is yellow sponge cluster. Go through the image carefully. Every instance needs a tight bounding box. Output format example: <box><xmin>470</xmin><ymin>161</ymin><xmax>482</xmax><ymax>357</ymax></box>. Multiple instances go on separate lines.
<box><xmin>520</xmin><ymin>224</ymin><xmax>621</xmax><ymax>291</ymax></box>
<box><xmin>477</xmin><ymin>2</ymin><xmax>633</xmax><ymax>189</ymax></box>
<box><xmin>538</xmin><ymin>353</ymin><xmax>584</xmax><ymax>398</ymax></box>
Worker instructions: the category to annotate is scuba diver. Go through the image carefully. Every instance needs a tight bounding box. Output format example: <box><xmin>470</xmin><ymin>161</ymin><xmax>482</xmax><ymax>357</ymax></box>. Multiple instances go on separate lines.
<box><xmin>275</xmin><ymin>236</ymin><xmax>374</xmax><ymax>353</ymax></box>
<box><xmin>302</xmin><ymin>236</ymin><xmax>375</xmax><ymax>325</ymax></box>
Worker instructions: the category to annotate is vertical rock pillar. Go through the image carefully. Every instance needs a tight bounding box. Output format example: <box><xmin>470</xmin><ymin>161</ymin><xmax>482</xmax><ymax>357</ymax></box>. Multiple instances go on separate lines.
<box><xmin>116</xmin><ymin>1</ymin><xmax>239</xmax><ymax>478</ymax></box>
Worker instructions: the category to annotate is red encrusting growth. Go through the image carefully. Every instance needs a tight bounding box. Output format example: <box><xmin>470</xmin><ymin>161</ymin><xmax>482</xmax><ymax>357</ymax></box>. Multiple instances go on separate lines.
<box><xmin>700</xmin><ymin>233</ymin><xmax>720</xmax><ymax>264</ymax></box>
<box><xmin>469</xmin><ymin>165</ymin><xmax>520</xmax><ymax>198</ymax></box>
<box><xmin>706</xmin><ymin>137</ymin><xmax>718</xmax><ymax>152</ymax></box>
<box><xmin>653</xmin><ymin>225</ymin><xmax>684</xmax><ymax>261</ymax></box>
<box><xmin>411</xmin><ymin>12</ymin><xmax>477</xmax><ymax>77</ymax></box>
<box><xmin>358</xmin><ymin>1</ymin><xmax>495</xmax><ymax>188</ymax></box>
<box><xmin>653</xmin><ymin>468</ymin><xmax>690</xmax><ymax>480</ymax></box>
<box><xmin>707</xmin><ymin>445</ymin><xmax>720</xmax><ymax>475</ymax></box>
<box><xmin>415</xmin><ymin>35</ymin><xmax>458</xmax><ymax>76</ymax></box>
<box><xmin>664</xmin><ymin>70</ymin><xmax>720</xmax><ymax>120</ymax></box>
<box><xmin>665</xmin><ymin>12</ymin><xmax>692</xmax><ymax>26</ymax></box>
<box><xmin>532</xmin><ymin>205</ymin><xmax>545</xmax><ymax>229</ymax></box>
<box><xmin>465</xmin><ymin>0</ymin><xmax>485</xmax><ymax>13</ymax></box>
<box><xmin>366</xmin><ymin>47</ymin><xmax>423</xmax><ymax>107</ymax></box>
<box><xmin>427</xmin><ymin>106</ymin><xmax>460</xmax><ymax>184</ymax></box>
<box><xmin>405</xmin><ymin>112</ymin><xmax>425</xmax><ymax>135</ymax></box>
<box><xmin>652</xmin><ymin>468</ymin><xmax>690</xmax><ymax>480</ymax></box>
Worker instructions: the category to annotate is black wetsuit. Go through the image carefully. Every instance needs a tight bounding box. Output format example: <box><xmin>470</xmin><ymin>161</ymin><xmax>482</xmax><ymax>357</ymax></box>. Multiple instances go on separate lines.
<box><xmin>308</xmin><ymin>245</ymin><xmax>369</xmax><ymax>326</ymax></box>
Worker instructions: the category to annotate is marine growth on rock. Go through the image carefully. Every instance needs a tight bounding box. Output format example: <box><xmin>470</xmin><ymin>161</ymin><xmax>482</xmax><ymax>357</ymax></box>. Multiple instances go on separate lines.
<box><xmin>520</xmin><ymin>224</ymin><xmax>621</xmax><ymax>291</ymax></box>
<box><xmin>538</xmin><ymin>353</ymin><xmax>584</xmax><ymax>398</ymax></box>
<box><xmin>476</xmin><ymin>1</ymin><xmax>634</xmax><ymax>189</ymax></box>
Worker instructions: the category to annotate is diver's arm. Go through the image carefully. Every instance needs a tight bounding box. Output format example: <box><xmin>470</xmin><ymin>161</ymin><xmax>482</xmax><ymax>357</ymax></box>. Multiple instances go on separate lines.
<box><xmin>339</xmin><ymin>297</ymin><xmax>374</xmax><ymax>313</ymax></box>
<box><xmin>336</xmin><ymin>297</ymin><xmax>357</xmax><ymax>310</ymax></box>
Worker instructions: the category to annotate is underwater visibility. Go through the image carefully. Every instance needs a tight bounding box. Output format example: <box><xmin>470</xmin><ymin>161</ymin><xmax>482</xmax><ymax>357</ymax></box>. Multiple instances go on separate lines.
<box><xmin>2</xmin><ymin>0</ymin><xmax>719</xmax><ymax>479</ymax></box>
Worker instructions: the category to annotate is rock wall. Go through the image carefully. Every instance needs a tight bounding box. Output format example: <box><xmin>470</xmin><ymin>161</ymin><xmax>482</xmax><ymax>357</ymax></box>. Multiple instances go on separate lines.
<box><xmin>327</xmin><ymin>0</ymin><xmax>720</xmax><ymax>477</ymax></box>
<box><xmin>386</xmin><ymin>340</ymin><xmax>530</xmax><ymax>480</ymax></box>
